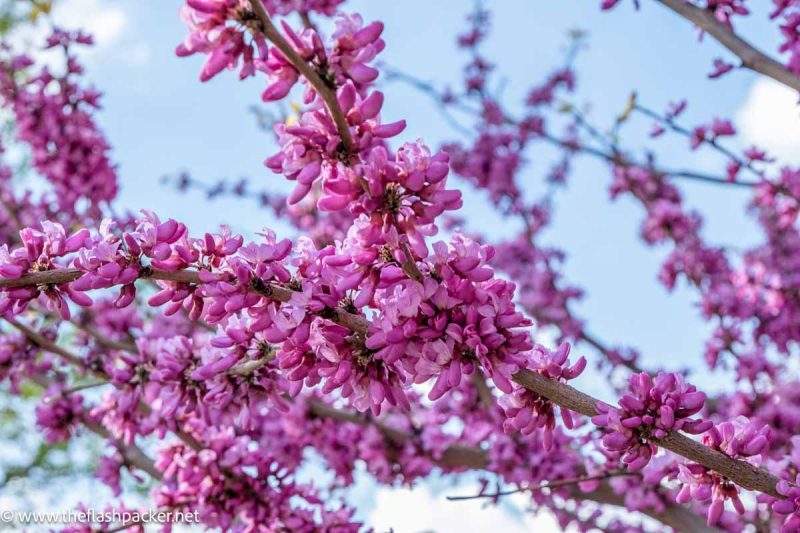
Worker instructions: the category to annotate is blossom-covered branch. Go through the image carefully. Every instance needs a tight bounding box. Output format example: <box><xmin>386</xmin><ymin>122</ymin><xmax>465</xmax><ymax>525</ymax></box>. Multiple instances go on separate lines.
<box><xmin>1</xmin><ymin>0</ymin><xmax>800</xmax><ymax>530</ymax></box>
<box><xmin>513</xmin><ymin>370</ymin><xmax>781</xmax><ymax>498</ymax></box>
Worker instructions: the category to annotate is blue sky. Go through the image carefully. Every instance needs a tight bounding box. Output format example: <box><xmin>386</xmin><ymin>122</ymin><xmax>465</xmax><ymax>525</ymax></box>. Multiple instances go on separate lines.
<box><xmin>10</xmin><ymin>0</ymin><xmax>800</xmax><ymax>530</ymax></box>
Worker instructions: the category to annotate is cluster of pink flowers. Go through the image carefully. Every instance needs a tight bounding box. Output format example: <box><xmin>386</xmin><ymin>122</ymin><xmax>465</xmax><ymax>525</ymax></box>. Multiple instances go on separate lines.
<box><xmin>765</xmin><ymin>436</ymin><xmax>800</xmax><ymax>532</ymax></box>
<box><xmin>774</xmin><ymin>2</ymin><xmax>800</xmax><ymax>76</ymax></box>
<box><xmin>179</xmin><ymin>1</ymin><xmax>379</xmax><ymax>96</ymax></box>
<box><xmin>0</xmin><ymin>222</ymin><xmax>91</xmax><ymax>318</ymax></box>
<box><xmin>525</xmin><ymin>68</ymin><xmax>575</xmax><ymax>108</ymax></box>
<box><xmin>0</xmin><ymin>29</ymin><xmax>118</xmax><ymax>217</ymax></box>
<box><xmin>0</xmin><ymin>6</ymin><xmax>482</xmax><ymax>533</ymax></box>
<box><xmin>708</xmin><ymin>57</ymin><xmax>736</xmax><ymax>78</ymax></box>
<box><xmin>0</xmin><ymin>204</ymin><xmax>532</xmax><ymax>420</ymax></box>
<box><xmin>593</xmin><ymin>372</ymin><xmax>710</xmax><ymax>471</ymax></box>
<box><xmin>677</xmin><ymin>417</ymin><xmax>770</xmax><ymax>525</ymax></box>
<box><xmin>269</xmin><ymin>0</ymin><xmax>344</xmax><ymax>16</ymax></box>
<box><xmin>367</xmin><ymin>233</ymin><xmax>532</xmax><ymax>398</ymax></box>
<box><xmin>500</xmin><ymin>343</ymin><xmax>585</xmax><ymax>449</ymax></box>
<box><xmin>270</xmin><ymin>132</ymin><xmax>461</xmax><ymax>259</ymax></box>
<box><xmin>492</xmin><ymin>234</ymin><xmax>585</xmax><ymax>341</ymax></box>
<box><xmin>706</xmin><ymin>0</ymin><xmax>750</xmax><ymax>26</ymax></box>
<box><xmin>177</xmin><ymin>0</ymin><xmax>270</xmax><ymax>81</ymax></box>
<box><xmin>689</xmin><ymin>118</ymin><xmax>736</xmax><ymax>150</ymax></box>
<box><xmin>444</xmin><ymin>132</ymin><xmax>524</xmax><ymax>206</ymax></box>
<box><xmin>608</xmin><ymin>104</ymin><xmax>800</xmax><ymax>388</ymax></box>
<box><xmin>36</xmin><ymin>384</ymin><xmax>87</xmax><ymax>443</ymax></box>
<box><xmin>0</xmin><ymin>330</ymin><xmax>50</xmax><ymax>392</ymax></box>
<box><xmin>610</xmin><ymin>165</ymin><xmax>701</xmax><ymax>245</ymax></box>
<box><xmin>610</xmin><ymin>164</ymin><xmax>731</xmax><ymax>301</ymax></box>
<box><xmin>154</xmin><ymin>428</ymin><xmax>361</xmax><ymax>531</ymax></box>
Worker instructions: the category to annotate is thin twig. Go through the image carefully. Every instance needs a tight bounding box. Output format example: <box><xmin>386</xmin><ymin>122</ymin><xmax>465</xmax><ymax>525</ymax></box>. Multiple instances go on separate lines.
<box><xmin>399</xmin><ymin>242</ymin><xmax>424</xmax><ymax>282</ymax></box>
<box><xmin>44</xmin><ymin>379</ymin><xmax>109</xmax><ymax>401</ymax></box>
<box><xmin>76</xmin><ymin>321</ymin><xmax>138</xmax><ymax>353</ymax></box>
<box><xmin>633</xmin><ymin>103</ymin><xmax>763</xmax><ymax>181</ymax></box>
<box><xmin>227</xmin><ymin>349</ymin><xmax>276</xmax><ymax>376</ymax></box>
<box><xmin>446</xmin><ymin>470</ymin><xmax>637</xmax><ymax>501</ymax></box>
<box><xmin>6</xmin><ymin>317</ymin><xmax>85</xmax><ymax>368</ymax></box>
<box><xmin>385</xmin><ymin>67</ymin><xmax>757</xmax><ymax>188</ymax></box>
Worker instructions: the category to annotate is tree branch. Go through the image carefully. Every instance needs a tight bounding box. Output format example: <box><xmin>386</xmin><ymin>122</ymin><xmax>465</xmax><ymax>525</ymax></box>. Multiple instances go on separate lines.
<box><xmin>6</xmin><ymin>317</ymin><xmax>85</xmax><ymax>368</ymax></box>
<box><xmin>26</xmin><ymin>373</ymin><xmax>161</xmax><ymax>480</ymax></box>
<box><xmin>247</xmin><ymin>0</ymin><xmax>355</xmax><ymax>153</ymax></box>
<box><xmin>446</xmin><ymin>470</ymin><xmax>636</xmax><ymax>501</ymax></box>
<box><xmin>511</xmin><ymin>369</ymin><xmax>781</xmax><ymax>498</ymax></box>
<box><xmin>386</xmin><ymin>67</ymin><xmax>756</xmax><ymax>188</ymax></box>
<box><xmin>654</xmin><ymin>0</ymin><xmax>800</xmax><ymax>92</ymax></box>
<box><xmin>0</xmin><ymin>267</ymin><xmax>371</xmax><ymax>334</ymax></box>
<box><xmin>9</xmin><ymin>318</ymin><xmax>205</xmax><ymax>452</ymax></box>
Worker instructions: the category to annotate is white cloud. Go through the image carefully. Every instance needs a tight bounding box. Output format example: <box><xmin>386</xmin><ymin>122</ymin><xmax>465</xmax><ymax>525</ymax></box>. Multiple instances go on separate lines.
<box><xmin>7</xmin><ymin>0</ymin><xmax>151</xmax><ymax>67</ymax></box>
<box><xmin>366</xmin><ymin>484</ymin><xmax>559</xmax><ymax>533</ymax></box>
<box><xmin>10</xmin><ymin>0</ymin><xmax>126</xmax><ymax>50</ymax></box>
<box><xmin>53</xmin><ymin>0</ymin><xmax>127</xmax><ymax>48</ymax></box>
<box><xmin>736</xmin><ymin>78</ymin><xmax>800</xmax><ymax>164</ymax></box>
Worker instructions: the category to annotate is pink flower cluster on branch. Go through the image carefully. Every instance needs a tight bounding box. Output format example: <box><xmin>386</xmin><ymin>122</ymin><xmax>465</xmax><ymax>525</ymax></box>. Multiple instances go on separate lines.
<box><xmin>501</xmin><ymin>343</ymin><xmax>585</xmax><ymax>450</ymax></box>
<box><xmin>0</xmin><ymin>29</ymin><xmax>118</xmax><ymax>218</ymax></box>
<box><xmin>0</xmin><ymin>204</ymin><xmax>532</xmax><ymax>415</ymax></box>
<box><xmin>593</xmin><ymin>372</ymin><xmax>710</xmax><ymax>471</ymax></box>
<box><xmin>677</xmin><ymin>417</ymin><xmax>771</xmax><ymax>526</ymax></box>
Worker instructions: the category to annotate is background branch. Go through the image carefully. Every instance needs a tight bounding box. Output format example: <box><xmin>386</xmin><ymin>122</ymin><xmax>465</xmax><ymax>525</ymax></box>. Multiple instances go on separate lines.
<box><xmin>654</xmin><ymin>0</ymin><xmax>800</xmax><ymax>92</ymax></box>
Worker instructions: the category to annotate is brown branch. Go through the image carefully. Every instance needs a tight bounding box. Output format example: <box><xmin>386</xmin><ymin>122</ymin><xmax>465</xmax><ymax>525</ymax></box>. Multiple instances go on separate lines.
<box><xmin>654</xmin><ymin>0</ymin><xmax>800</xmax><ymax>92</ymax></box>
<box><xmin>587</xmin><ymin>483</ymin><xmax>713</xmax><ymax>532</ymax></box>
<box><xmin>77</xmin><ymin>321</ymin><xmax>138</xmax><ymax>353</ymax></box>
<box><xmin>471</xmin><ymin>373</ymin><xmax>495</xmax><ymax>408</ymax></box>
<box><xmin>82</xmin><ymin>418</ymin><xmax>162</xmax><ymax>480</ymax></box>
<box><xmin>26</xmin><ymin>373</ymin><xmax>161</xmax><ymax>480</ymax></box>
<box><xmin>0</xmin><ymin>267</ymin><xmax>193</xmax><ymax>289</ymax></box>
<box><xmin>306</xmin><ymin>398</ymin><xmax>490</xmax><ymax>468</ymax></box>
<box><xmin>578</xmin><ymin>330</ymin><xmax>644</xmax><ymax>374</ymax></box>
<box><xmin>446</xmin><ymin>470</ymin><xmax>636</xmax><ymax>501</ymax></box>
<box><xmin>247</xmin><ymin>0</ymin><xmax>355</xmax><ymax>154</ymax></box>
<box><xmin>6</xmin><ymin>317</ymin><xmax>86</xmax><ymax>368</ymax></box>
<box><xmin>0</xmin><ymin>195</ymin><xmax>22</xmax><ymax>233</ymax></box>
<box><xmin>0</xmin><ymin>268</ymin><xmax>371</xmax><ymax>334</ymax></box>
<box><xmin>511</xmin><ymin>369</ymin><xmax>782</xmax><ymax>498</ymax></box>
<box><xmin>44</xmin><ymin>379</ymin><xmax>109</xmax><ymax>400</ymax></box>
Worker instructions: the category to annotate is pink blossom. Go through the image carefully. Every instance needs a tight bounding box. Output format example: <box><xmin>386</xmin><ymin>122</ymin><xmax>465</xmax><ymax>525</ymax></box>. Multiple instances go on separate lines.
<box><xmin>593</xmin><ymin>372</ymin><xmax>710</xmax><ymax>471</ymax></box>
